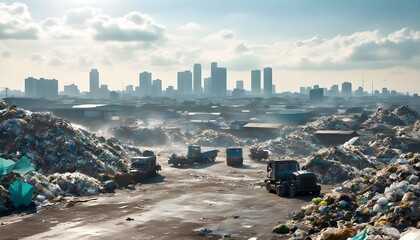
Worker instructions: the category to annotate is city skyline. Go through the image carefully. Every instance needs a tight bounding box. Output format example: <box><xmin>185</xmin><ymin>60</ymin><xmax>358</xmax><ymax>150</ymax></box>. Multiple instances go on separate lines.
<box><xmin>1</xmin><ymin>0</ymin><xmax>420</xmax><ymax>93</ymax></box>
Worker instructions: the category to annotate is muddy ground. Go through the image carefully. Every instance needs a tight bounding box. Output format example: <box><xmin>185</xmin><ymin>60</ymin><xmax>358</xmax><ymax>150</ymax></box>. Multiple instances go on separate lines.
<box><xmin>0</xmin><ymin>147</ymin><xmax>331</xmax><ymax>240</ymax></box>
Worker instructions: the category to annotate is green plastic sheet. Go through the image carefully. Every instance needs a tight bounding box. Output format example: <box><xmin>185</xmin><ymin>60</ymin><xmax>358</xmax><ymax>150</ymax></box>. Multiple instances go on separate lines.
<box><xmin>12</xmin><ymin>156</ymin><xmax>35</xmax><ymax>175</ymax></box>
<box><xmin>0</xmin><ymin>157</ymin><xmax>16</xmax><ymax>175</ymax></box>
<box><xmin>9</xmin><ymin>180</ymin><xmax>35</xmax><ymax>208</ymax></box>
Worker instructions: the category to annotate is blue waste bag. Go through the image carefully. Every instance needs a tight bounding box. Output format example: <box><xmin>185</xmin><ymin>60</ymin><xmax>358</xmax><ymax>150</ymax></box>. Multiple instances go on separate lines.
<box><xmin>9</xmin><ymin>180</ymin><xmax>35</xmax><ymax>208</ymax></box>
<box><xmin>0</xmin><ymin>157</ymin><xmax>16</xmax><ymax>175</ymax></box>
<box><xmin>12</xmin><ymin>156</ymin><xmax>35</xmax><ymax>175</ymax></box>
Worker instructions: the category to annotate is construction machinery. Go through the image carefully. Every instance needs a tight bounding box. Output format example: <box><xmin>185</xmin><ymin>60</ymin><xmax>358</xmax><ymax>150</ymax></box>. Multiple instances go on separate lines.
<box><xmin>168</xmin><ymin>145</ymin><xmax>219</xmax><ymax>167</ymax></box>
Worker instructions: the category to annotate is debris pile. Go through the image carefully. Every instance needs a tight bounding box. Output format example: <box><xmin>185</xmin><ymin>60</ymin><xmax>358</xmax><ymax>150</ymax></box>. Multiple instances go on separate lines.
<box><xmin>258</xmin><ymin>130</ymin><xmax>322</xmax><ymax>157</ymax></box>
<box><xmin>304</xmin><ymin>116</ymin><xmax>349</xmax><ymax>132</ymax></box>
<box><xmin>0</xmin><ymin>101</ymin><xmax>142</xmax><ymax>213</ymax></box>
<box><xmin>111</xmin><ymin>125</ymin><xmax>169</xmax><ymax>146</ymax></box>
<box><xmin>303</xmin><ymin>146</ymin><xmax>374</xmax><ymax>183</ymax></box>
<box><xmin>286</xmin><ymin>153</ymin><xmax>420</xmax><ymax>239</ymax></box>
<box><xmin>363</xmin><ymin>106</ymin><xmax>420</xmax><ymax>128</ymax></box>
<box><xmin>189</xmin><ymin>129</ymin><xmax>244</xmax><ymax>147</ymax></box>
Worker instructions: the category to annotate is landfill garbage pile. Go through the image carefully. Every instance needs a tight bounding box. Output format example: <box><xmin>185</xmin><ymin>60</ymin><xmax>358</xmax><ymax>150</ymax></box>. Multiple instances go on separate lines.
<box><xmin>365</xmin><ymin>138</ymin><xmax>404</xmax><ymax>160</ymax></box>
<box><xmin>303</xmin><ymin>146</ymin><xmax>375</xmax><ymax>184</ymax></box>
<box><xmin>257</xmin><ymin>130</ymin><xmax>323</xmax><ymax>157</ymax></box>
<box><xmin>189</xmin><ymin>129</ymin><xmax>244</xmax><ymax>147</ymax></box>
<box><xmin>304</xmin><ymin>116</ymin><xmax>350</xmax><ymax>133</ymax></box>
<box><xmin>363</xmin><ymin>106</ymin><xmax>420</xmax><ymax>129</ymax></box>
<box><xmin>0</xmin><ymin>102</ymin><xmax>144</xmax><ymax>213</ymax></box>
<box><xmin>284</xmin><ymin>153</ymin><xmax>420</xmax><ymax>240</ymax></box>
<box><xmin>111</xmin><ymin>125</ymin><xmax>168</xmax><ymax>146</ymax></box>
<box><xmin>0</xmin><ymin>103</ymin><xmax>142</xmax><ymax>176</ymax></box>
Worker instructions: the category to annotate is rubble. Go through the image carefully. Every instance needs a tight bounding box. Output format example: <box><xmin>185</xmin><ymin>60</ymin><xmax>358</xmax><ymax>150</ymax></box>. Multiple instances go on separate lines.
<box><xmin>304</xmin><ymin>116</ymin><xmax>350</xmax><ymax>132</ymax></box>
<box><xmin>286</xmin><ymin>153</ymin><xmax>420</xmax><ymax>239</ymax></box>
<box><xmin>258</xmin><ymin>129</ymin><xmax>323</xmax><ymax>157</ymax></box>
<box><xmin>363</xmin><ymin>106</ymin><xmax>420</xmax><ymax>128</ymax></box>
<box><xmin>0</xmin><ymin>102</ymin><xmax>142</xmax><ymax>213</ymax></box>
<box><xmin>189</xmin><ymin>129</ymin><xmax>244</xmax><ymax>147</ymax></box>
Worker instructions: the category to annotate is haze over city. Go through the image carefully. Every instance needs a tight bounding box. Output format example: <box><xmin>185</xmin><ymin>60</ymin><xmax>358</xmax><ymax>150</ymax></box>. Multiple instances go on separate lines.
<box><xmin>1</xmin><ymin>0</ymin><xmax>420</xmax><ymax>94</ymax></box>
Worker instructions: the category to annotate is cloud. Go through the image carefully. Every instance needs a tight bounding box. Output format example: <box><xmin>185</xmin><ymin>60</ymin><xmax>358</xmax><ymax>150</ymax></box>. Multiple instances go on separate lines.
<box><xmin>2</xmin><ymin>50</ymin><xmax>11</xmax><ymax>58</ymax></box>
<box><xmin>274</xmin><ymin>28</ymin><xmax>420</xmax><ymax>70</ymax></box>
<box><xmin>235</xmin><ymin>42</ymin><xmax>249</xmax><ymax>53</ymax></box>
<box><xmin>224</xmin><ymin>54</ymin><xmax>260</xmax><ymax>71</ymax></box>
<box><xmin>178</xmin><ymin>22</ymin><xmax>203</xmax><ymax>32</ymax></box>
<box><xmin>65</xmin><ymin>7</ymin><xmax>102</xmax><ymax>27</ymax></box>
<box><xmin>49</xmin><ymin>57</ymin><xmax>63</xmax><ymax>66</ymax></box>
<box><xmin>219</xmin><ymin>29</ymin><xmax>235</xmax><ymax>39</ymax></box>
<box><xmin>30</xmin><ymin>53</ymin><xmax>43</xmax><ymax>62</ymax></box>
<box><xmin>0</xmin><ymin>2</ymin><xmax>39</xmax><ymax>39</ymax></box>
<box><xmin>91</xmin><ymin>12</ymin><xmax>165</xmax><ymax>42</ymax></box>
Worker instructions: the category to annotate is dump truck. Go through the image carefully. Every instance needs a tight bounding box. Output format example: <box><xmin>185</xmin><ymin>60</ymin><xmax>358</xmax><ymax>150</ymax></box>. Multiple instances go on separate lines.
<box><xmin>249</xmin><ymin>147</ymin><xmax>269</xmax><ymax>161</ymax></box>
<box><xmin>226</xmin><ymin>147</ymin><xmax>243</xmax><ymax>166</ymax></box>
<box><xmin>264</xmin><ymin>160</ymin><xmax>320</xmax><ymax>197</ymax></box>
<box><xmin>168</xmin><ymin>145</ymin><xmax>219</xmax><ymax>167</ymax></box>
<box><xmin>130</xmin><ymin>150</ymin><xmax>161</xmax><ymax>182</ymax></box>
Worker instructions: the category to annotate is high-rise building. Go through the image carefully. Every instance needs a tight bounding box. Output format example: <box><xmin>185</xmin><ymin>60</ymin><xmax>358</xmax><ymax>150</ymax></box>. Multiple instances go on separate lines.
<box><xmin>342</xmin><ymin>82</ymin><xmax>352</xmax><ymax>97</ymax></box>
<box><xmin>300</xmin><ymin>87</ymin><xmax>306</xmax><ymax>95</ymax></box>
<box><xmin>310</xmin><ymin>88</ymin><xmax>324</xmax><ymax>104</ymax></box>
<box><xmin>89</xmin><ymin>69</ymin><xmax>99</xmax><ymax>98</ymax></box>
<box><xmin>214</xmin><ymin>67</ymin><xmax>227</xmax><ymax>96</ymax></box>
<box><xmin>139</xmin><ymin>71</ymin><xmax>152</xmax><ymax>96</ymax></box>
<box><xmin>25</xmin><ymin>77</ymin><xmax>58</xmax><ymax>99</ymax></box>
<box><xmin>152</xmin><ymin>79</ymin><xmax>162</xmax><ymax>96</ymax></box>
<box><xmin>251</xmin><ymin>70</ymin><xmax>261</xmax><ymax>95</ymax></box>
<box><xmin>236</xmin><ymin>80</ymin><xmax>244</xmax><ymax>90</ymax></box>
<box><xmin>99</xmin><ymin>84</ymin><xmax>109</xmax><ymax>98</ymax></box>
<box><xmin>204</xmin><ymin>77</ymin><xmax>212</xmax><ymax>95</ymax></box>
<box><xmin>210</xmin><ymin>62</ymin><xmax>218</xmax><ymax>95</ymax></box>
<box><xmin>63</xmin><ymin>84</ymin><xmax>80</xmax><ymax>97</ymax></box>
<box><xmin>263</xmin><ymin>67</ymin><xmax>272</xmax><ymax>95</ymax></box>
<box><xmin>177</xmin><ymin>70</ymin><xmax>193</xmax><ymax>94</ymax></box>
<box><xmin>193</xmin><ymin>63</ymin><xmax>202</xmax><ymax>94</ymax></box>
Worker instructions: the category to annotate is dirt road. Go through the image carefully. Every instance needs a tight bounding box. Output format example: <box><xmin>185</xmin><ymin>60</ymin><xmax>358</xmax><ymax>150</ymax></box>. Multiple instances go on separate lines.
<box><xmin>0</xmin><ymin>150</ymin><xmax>330</xmax><ymax>240</ymax></box>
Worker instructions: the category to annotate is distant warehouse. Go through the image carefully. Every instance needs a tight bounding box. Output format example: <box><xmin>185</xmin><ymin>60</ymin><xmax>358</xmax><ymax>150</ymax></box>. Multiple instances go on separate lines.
<box><xmin>313</xmin><ymin>130</ymin><xmax>359</xmax><ymax>146</ymax></box>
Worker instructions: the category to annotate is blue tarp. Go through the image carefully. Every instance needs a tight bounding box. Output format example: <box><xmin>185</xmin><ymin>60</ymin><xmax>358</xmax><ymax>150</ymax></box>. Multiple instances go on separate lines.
<box><xmin>9</xmin><ymin>180</ymin><xmax>35</xmax><ymax>208</ymax></box>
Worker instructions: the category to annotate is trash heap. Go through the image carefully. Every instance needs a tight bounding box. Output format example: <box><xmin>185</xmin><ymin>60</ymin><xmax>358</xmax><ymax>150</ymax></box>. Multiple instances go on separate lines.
<box><xmin>363</xmin><ymin>106</ymin><xmax>420</xmax><ymax>129</ymax></box>
<box><xmin>189</xmin><ymin>129</ymin><xmax>244</xmax><ymax>147</ymax></box>
<box><xmin>303</xmin><ymin>146</ymin><xmax>374</xmax><ymax>184</ymax></box>
<box><xmin>0</xmin><ymin>102</ymin><xmax>142</xmax><ymax>213</ymax></box>
<box><xmin>258</xmin><ymin>130</ymin><xmax>323</xmax><ymax>157</ymax></box>
<box><xmin>365</xmin><ymin>138</ymin><xmax>403</xmax><ymax>160</ymax></box>
<box><xmin>285</xmin><ymin>153</ymin><xmax>420</xmax><ymax>239</ymax></box>
<box><xmin>111</xmin><ymin>125</ymin><xmax>168</xmax><ymax>146</ymax></box>
<box><xmin>304</xmin><ymin>116</ymin><xmax>350</xmax><ymax>132</ymax></box>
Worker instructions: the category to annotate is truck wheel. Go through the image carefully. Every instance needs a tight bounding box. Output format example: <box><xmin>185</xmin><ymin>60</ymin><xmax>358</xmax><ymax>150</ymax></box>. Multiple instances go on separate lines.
<box><xmin>265</xmin><ymin>182</ymin><xmax>274</xmax><ymax>193</ymax></box>
<box><xmin>276</xmin><ymin>185</ymin><xmax>286</xmax><ymax>197</ymax></box>
<box><xmin>289</xmin><ymin>186</ymin><xmax>297</xmax><ymax>197</ymax></box>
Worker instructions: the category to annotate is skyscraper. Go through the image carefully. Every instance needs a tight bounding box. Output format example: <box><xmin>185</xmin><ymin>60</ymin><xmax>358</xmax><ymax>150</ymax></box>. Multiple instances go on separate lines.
<box><xmin>251</xmin><ymin>70</ymin><xmax>261</xmax><ymax>95</ymax></box>
<box><xmin>263</xmin><ymin>67</ymin><xmax>272</xmax><ymax>95</ymax></box>
<box><xmin>152</xmin><ymin>79</ymin><xmax>162</xmax><ymax>96</ymax></box>
<box><xmin>139</xmin><ymin>71</ymin><xmax>152</xmax><ymax>96</ymax></box>
<box><xmin>204</xmin><ymin>77</ymin><xmax>211</xmax><ymax>95</ymax></box>
<box><xmin>89</xmin><ymin>69</ymin><xmax>99</xmax><ymax>98</ymax></box>
<box><xmin>193</xmin><ymin>63</ymin><xmax>202</xmax><ymax>94</ymax></box>
<box><xmin>236</xmin><ymin>80</ymin><xmax>244</xmax><ymax>90</ymax></box>
<box><xmin>210</xmin><ymin>62</ymin><xmax>218</xmax><ymax>95</ymax></box>
<box><xmin>177</xmin><ymin>70</ymin><xmax>192</xmax><ymax>95</ymax></box>
<box><xmin>215</xmin><ymin>67</ymin><xmax>227</xmax><ymax>96</ymax></box>
<box><xmin>25</xmin><ymin>77</ymin><xmax>58</xmax><ymax>99</ymax></box>
<box><xmin>342</xmin><ymin>82</ymin><xmax>352</xmax><ymax>97</ymax></box>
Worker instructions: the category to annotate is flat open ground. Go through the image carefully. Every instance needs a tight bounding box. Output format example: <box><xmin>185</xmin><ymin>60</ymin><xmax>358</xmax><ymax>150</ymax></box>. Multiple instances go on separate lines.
<box><xmin>0</xmin><ymin>148</ymin><xmax>331</xmax><ymax>240</ymax></box>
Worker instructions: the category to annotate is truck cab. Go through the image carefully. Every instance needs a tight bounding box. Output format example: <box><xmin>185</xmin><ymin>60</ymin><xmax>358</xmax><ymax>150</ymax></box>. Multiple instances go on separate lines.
<box><xmin>130</xmin><ymin>151</ymin><xmax>161</xmax><ymax>182</ymax></box>
<box><xmin>265</xmin><ymin>160</ymin><xmax>320</xmax><ymax>197</ymax></box>
<box><xmin>226</xmin><ymin>147</ymin><xmax>243</xmax><ymax>166</ymax></box>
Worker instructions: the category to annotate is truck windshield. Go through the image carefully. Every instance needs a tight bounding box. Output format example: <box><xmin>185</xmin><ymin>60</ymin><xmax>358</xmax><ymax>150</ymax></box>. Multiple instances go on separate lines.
<box><xmin>275</xmin><ymin>162</ymin><xmax>299</xmax><ymax>173</ymax></box>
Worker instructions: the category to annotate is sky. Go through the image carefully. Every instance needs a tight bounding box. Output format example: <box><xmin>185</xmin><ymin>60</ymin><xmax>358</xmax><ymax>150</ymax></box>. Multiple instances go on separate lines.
<box><xmin>1</xmin><ymin>0</ymin><xmax>420</xmax><ymax>93</ymax></box>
